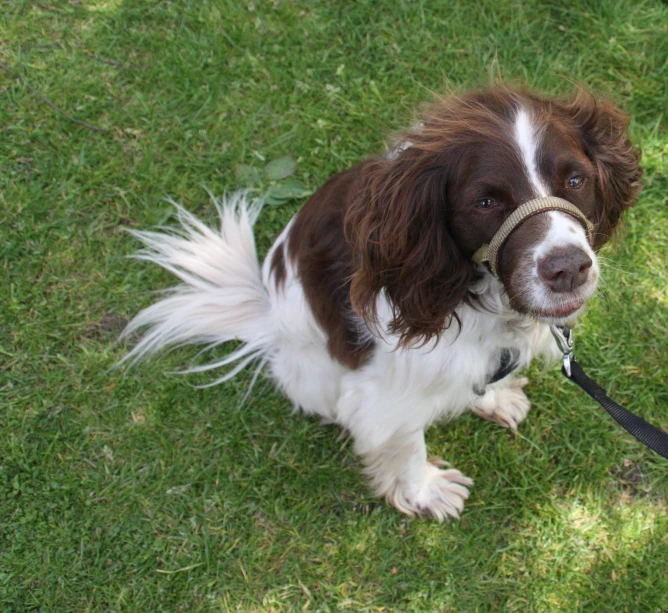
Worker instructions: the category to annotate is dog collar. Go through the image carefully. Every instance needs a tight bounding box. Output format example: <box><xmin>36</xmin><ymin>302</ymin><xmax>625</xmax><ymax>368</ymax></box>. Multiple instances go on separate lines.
<box><xmin>472</xmin><ymin>196</ymin><xmax>595</xmax><ymax>278</ymax></box>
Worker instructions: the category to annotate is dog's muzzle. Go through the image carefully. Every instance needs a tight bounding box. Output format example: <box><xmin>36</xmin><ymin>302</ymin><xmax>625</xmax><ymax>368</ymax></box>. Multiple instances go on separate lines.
<box><xmin>472</xmin><ymin>196</ymin><xmax>595</xmax><ymax>278</ymax></box>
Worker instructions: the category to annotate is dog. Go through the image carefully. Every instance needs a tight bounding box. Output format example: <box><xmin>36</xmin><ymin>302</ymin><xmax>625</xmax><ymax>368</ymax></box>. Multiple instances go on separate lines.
<box><xmin>121</xmin><ymin>87</ymin><xmax>641</xmax><ymax>520</ymax></box>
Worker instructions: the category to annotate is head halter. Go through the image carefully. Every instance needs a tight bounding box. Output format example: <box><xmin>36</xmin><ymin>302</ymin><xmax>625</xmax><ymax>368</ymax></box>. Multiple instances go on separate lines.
<box><xmin>472</xmin><ymin>196</ymin><xmax>595</xmax><ymax>278</ymax></box>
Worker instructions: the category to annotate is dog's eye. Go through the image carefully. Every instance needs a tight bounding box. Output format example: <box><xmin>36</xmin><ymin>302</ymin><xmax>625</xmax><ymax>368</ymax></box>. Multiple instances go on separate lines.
<box><xmin>567</xmin><ymin>175</ymin><xmax>585</xmax><ymax>189</ymax></box>
<box><xmin>475</xmin><ymin>197</ymin><xmax>498</xmax><ymax>210</ymax></box>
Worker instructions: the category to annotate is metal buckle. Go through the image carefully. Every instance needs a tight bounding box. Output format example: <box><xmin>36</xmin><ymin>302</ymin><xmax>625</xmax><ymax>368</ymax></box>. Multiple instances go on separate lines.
<box><xmin>550</xmin><ymin>325</ymin><xmax>574</xmax><ymax>378</ymax></box>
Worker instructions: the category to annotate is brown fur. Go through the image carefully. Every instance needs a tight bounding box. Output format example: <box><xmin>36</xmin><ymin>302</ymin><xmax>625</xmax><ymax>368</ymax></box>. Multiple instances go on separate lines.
<box><xmin>287</xmin><ymin>165</ymin><xmax>376</xmax><ymax>369</ymax></box>
<box><xmin>269</xmin><ymin>241</ymin><xmax>287</xmax><ymax>290</ymax></box>
<box><xmin>558</xmin><ymin>90</ymin><xmax>643</xmax><ymax>248</ymax></box>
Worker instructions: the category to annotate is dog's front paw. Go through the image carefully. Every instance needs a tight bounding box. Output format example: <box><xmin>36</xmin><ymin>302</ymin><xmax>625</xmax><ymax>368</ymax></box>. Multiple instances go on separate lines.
<box><xmin>387</xmin><ymin>461</ymin><xmax>472</xmax><ymax>521</ymax></box>
<box><xmin>473</xmin><ymin>377</ymin><xmax>530</xmax><ymax>431</ymax></box>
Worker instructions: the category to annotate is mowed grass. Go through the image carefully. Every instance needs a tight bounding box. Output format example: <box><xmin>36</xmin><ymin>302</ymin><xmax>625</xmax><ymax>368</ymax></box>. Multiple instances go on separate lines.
<box><xmin>1</xmin><ymin>0</ymin><xmax>667</xmax><ymax>611</ymax></box>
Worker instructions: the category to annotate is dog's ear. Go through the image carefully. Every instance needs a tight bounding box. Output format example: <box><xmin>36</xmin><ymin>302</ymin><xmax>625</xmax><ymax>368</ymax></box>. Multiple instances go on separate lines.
<box><xmin>565</xmin><ymin>90</ymin><xmax>642</xmax><ymax>248</ymax></box>
<box><xmin>346</xmin><ymin>149</ymin><xmax>476</xmax><ymax>347</ymax></box>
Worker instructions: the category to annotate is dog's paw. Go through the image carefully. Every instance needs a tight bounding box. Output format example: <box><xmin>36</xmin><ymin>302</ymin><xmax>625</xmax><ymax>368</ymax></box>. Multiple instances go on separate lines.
<box><xmin>387</xmin><ymin>461</ymin><xmax>472</xmax><ymax>521</ymax></box>
<box><xmin>473</xmin><ymin>377</ymin><xmax>530</xmax><ymax>431</ymax></box>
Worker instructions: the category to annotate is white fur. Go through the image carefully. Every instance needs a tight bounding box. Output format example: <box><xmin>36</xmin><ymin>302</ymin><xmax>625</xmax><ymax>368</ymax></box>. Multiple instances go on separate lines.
<box><xmin>514</xmin><ymin>108</ymin><xmax>549</xmax><ymax>197</ymax></box>
<box><xmin>122</xmin><ymin>193</ymin><xmax>562</xmax><ymax>520</ymax></box>
<box><xmin>120</xmin><ymin>194</ymin><xmax>273</xmax><ymax>386</ymax></box>
<box><xmin>328</xmin><ymin>280</ymin><xmax>558</xmax><ymax>518</ymax></box>
<box><xmin>262</xmin><ymin>218</ymin><xmax>349</xmax><ymax>420</ymax></box>
<box><xmin>535</xmin><ymin>211</ymin><xmax>598</xmax><ymax>264</ymax></box>
<box><xmin>473</xmin><ymin>376</ymin><xmax>531</xmax><ymax>431</ymax></box>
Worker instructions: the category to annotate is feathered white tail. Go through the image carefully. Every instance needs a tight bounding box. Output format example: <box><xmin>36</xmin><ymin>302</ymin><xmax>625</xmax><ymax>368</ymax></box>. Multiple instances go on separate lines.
<box><xmin>119</xmin><ymin>192</ymin><xmax>273</xmax><ymax>386</ymax></box>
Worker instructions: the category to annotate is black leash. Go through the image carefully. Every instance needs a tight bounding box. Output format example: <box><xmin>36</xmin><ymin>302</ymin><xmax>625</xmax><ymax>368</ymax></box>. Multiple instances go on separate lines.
<box><xmin>551</xmin><ymin>326</ymin><xmax>668</xmax><ymax>460</ymax></box>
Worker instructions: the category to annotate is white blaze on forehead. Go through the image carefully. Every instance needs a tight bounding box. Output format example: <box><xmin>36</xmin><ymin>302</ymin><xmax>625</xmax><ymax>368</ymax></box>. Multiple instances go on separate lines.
<box><xmin>514</xmin><ymin>108</ymin><xmax>549</xmax><ymax>198</ymax></box>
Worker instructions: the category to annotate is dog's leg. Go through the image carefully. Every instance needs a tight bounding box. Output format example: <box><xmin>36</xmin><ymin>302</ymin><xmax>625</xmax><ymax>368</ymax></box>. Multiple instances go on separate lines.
<box><xmin>335</xmin><ymin>361</ymin><xmax>473</xmax><ymax>520</ymax></box>
<box><xmin>357</xmin><ymin>428</ymin><xmax>472</xmax><ymax>521</ymax></box>
<box><xmin>472</xmin><ymin>376</ymin><xmax>531</xmax><ymax>431</ymax></box>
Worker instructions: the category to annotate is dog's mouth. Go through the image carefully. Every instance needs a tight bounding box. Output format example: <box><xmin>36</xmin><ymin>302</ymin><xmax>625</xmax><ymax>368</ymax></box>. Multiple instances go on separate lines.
<box><xmin>534</xmin><ymin>298</ymin><xmax>586</xmax><ymax>321</ymax></box>
<box><xmin>500</xmin><ymin>284</ymin><xmax>591</xmax><ymax>324</ymax></box>
<box><xmin>503</xmin><ymin>276</ymin><xmax>595</xmax><ymax>323</ymax></box>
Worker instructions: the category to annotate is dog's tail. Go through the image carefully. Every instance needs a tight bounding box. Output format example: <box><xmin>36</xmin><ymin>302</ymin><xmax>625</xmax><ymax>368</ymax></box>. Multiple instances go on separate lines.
<box><xmin>119</xmin><ymin>192</ymin><xmax>273</xmax><ymax>385</ymax></box>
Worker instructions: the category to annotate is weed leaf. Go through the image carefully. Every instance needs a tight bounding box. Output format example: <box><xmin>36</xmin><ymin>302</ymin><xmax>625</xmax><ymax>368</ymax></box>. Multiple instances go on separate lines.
<box><xmin>265</xmin><ymin>179</ymin><xmax>311</xmax><ymax>205</ymax></box>
<box><xmin>264</xmin><ymin>155</ymin><xmax>297</xmax><ymax>180</ymax></box>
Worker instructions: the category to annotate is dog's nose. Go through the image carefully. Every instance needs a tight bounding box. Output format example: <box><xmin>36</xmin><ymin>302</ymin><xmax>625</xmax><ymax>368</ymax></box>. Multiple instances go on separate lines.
<box><xmin>538</xmin><ymin>247</ymin><xmax>592</xmax><ymax>293</ymax></box>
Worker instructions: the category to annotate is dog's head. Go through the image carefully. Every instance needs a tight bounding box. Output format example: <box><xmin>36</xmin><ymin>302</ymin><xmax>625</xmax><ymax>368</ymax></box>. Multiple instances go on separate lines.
<box><xmin>347</xmin><ymin>87</ymin><xmax>642</xmax><ymax>345</ymax></box>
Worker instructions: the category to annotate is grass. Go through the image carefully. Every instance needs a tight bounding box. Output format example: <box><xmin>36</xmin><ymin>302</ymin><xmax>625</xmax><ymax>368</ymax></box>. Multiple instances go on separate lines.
<box><xmin>1</xmin><ymin>0</ymin><xmax>667</xmax><ymax>611</ymax></box>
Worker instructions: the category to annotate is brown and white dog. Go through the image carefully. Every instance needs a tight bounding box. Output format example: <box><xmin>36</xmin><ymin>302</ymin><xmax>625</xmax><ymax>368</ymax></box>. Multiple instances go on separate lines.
<box><xmin>122</xmin><ymin>87</ymin><xmax>641</xmax><ymax>520</ymax></box>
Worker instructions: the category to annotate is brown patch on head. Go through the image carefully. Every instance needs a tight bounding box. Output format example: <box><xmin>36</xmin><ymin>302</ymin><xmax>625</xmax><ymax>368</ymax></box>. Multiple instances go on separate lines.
<box><xmin>539</xmin><ymin>89</ymin><xmax>642</xmax><ymax>248</ymax></box>
<box><xmin>288</xmin><ymin>165</ymin><xmax>375</xmax><ymax>369</ymax></box>
<box><xmin>568</xmin><ymin>91</ymin><xmax>642</xmax><ymax>248</ymax></box>
<box><xmin>535</xmin><ymin>116</ymin><xmax>598</xmax><ymax>221</ymax></box>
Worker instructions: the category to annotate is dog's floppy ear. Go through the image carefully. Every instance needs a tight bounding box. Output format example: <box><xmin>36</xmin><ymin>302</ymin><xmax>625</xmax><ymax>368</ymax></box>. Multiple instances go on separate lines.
<box><xmin>565</xmin><ymin>89</ymin><xmax>642</xmax><ymax>248</ymax></box>
<box><xmin>345</xmin><ymin>147</ymin><xmax>476</xmax><ymax>347</ymax></box>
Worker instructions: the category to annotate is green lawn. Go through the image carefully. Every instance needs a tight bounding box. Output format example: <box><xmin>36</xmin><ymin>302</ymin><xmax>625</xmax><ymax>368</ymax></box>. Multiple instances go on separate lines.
<box><xmin>1</xmin><ymin>1</ymin><xmax>667</xmax><ymax>611</ymax></box>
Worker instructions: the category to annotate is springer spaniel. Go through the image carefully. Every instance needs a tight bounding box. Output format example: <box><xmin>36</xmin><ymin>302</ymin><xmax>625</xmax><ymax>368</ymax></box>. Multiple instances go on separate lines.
<box><xmin>122</xmin><ymin>87</ymin><xmax>641</xmax><ymax>520</ymax></box>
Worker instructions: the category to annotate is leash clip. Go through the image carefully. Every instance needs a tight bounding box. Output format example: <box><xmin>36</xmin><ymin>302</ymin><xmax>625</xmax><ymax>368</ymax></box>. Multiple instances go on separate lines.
<box><xmin>550</xmin><ymin>325</ymin><xmax>574</xmax><ymax>378</ymax></box>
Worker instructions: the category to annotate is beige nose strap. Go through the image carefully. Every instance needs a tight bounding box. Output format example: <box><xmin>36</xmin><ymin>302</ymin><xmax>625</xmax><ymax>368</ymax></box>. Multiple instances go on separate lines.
<box><xmin>472</xmin><ymin>196</ymin><xmax>595</xmax><ymax>278</ymax></box>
